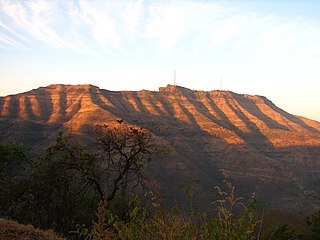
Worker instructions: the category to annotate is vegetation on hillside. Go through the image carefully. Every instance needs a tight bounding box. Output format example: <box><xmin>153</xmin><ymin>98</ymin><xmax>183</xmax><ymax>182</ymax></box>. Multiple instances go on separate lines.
<box><xmin>1</xmin><ymin>121</ymin><xmax>320</xmax><ymax>239</ymax></box>
<box><xmin>0</xmin><ymin>218</ymin><xmax>65</xmax><ymax>240</ymax></box>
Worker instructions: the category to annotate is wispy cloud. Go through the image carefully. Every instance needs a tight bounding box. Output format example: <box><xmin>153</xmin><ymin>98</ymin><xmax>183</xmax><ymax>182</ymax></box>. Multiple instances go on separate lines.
<box><xmin>0</xmin><ymin>0</ymin><xmax>69</xmax><ymax>48</ymax></box>
<box><xmin>0</xmin><ymin>0</ymin><xmax>92</xmax><ymax>53</ymax></box>
<box><xmin>0</xmin><ymin>32</ymin><xmax>24</xmax><ymax>48</ymax></box>
<box><xmin>0</xmin><ymin>20</ymin><xmax>30</xmax><ymax>43</ymax></box>
<box><xmin>75</xmin><ymin>0</ymin><xmax>121</xmax><ymax>54</ymax></box>
<box><xmin>0</xmin><ymin>0</ymin><xmax>319</xmax><ymax>62</ymax></box>
<box><xmin>65</xmin><ymin>0</ymin><xmax>144</xmax><ymax>55</ymax></box>
<box><xmin>144</xmin><ymin>1</ymin><xmax>228</xmax><ymax>54</ymax></box>
<box><xmin>120</xmin><ymin>0</ymin><xmax>143</xmax><ymax>37</ymax></box>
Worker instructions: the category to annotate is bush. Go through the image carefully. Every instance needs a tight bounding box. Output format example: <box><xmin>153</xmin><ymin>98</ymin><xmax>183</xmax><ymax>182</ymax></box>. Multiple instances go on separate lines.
<box><xmin>78</xmin><ymin>176</ymin><xmax>261</xmax><ymax>240</ymax></box>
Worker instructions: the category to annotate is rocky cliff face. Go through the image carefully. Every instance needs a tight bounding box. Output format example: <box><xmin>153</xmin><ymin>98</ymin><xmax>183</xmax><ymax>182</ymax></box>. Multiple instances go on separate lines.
<box><xmin>1</xmin><ymin>84</ymin><xmax>320</xmax><ymax>215</ymax></box>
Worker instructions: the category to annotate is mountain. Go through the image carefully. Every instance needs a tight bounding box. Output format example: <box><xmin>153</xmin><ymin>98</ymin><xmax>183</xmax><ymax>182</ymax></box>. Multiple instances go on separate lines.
<box><xmin>1</xmin><ymin>84</ymin><xmax>320</xmax><ymax>215</ymax></box>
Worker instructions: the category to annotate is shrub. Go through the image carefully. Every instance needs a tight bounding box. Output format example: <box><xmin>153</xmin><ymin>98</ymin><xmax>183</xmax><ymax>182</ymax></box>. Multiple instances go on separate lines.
<box><xmin>78</xmin><ymin>175</ymin><xmax>261</xmax><ymax>240</ymax></box>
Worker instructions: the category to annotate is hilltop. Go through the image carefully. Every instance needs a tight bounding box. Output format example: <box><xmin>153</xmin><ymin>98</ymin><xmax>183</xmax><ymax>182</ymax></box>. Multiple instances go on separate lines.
<box><xmin>1</xmin><ymin>84</ymin><xmax>320</xmax><ymax>215</ymax></box>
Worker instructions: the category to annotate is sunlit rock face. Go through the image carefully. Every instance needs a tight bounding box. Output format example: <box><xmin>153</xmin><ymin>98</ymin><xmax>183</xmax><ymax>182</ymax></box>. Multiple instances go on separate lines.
<box><xmin>1</xmin><ymin>84</ymin><xmax>320</xmax><ymax>215</ymax></box>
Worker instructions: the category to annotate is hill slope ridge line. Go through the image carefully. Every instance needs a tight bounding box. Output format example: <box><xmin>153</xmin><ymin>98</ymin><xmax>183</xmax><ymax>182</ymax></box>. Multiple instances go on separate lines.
<box><xmin>1</xmin><ymin>84</ymin><xmax>319</xmax><ymax>135</ymax></box>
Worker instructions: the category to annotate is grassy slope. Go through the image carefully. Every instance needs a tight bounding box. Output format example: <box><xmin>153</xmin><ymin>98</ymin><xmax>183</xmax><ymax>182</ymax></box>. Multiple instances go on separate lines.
<box><xmin>0</xmin><ymin>218</ymin><xmax>65</xmax><ymax>240</ymax></box>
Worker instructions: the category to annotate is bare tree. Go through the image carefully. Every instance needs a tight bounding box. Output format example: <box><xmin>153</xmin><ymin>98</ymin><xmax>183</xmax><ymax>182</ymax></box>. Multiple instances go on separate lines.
<box><xmin>94</xmin><ymin>121</ymin><xmax>158</xmax><ymax>202</ymax></box>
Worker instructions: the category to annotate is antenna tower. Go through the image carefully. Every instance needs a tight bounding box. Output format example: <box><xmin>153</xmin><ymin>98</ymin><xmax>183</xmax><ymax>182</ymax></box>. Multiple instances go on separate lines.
<box><xmin>220</xmin><ymin>77</ymin><xmax>223</xmax><ymax>90</ymax></box>
<box><xmin>174</xmin><ymin>70</ymin><xmax>176</xmax><ymax>86</ymax></box>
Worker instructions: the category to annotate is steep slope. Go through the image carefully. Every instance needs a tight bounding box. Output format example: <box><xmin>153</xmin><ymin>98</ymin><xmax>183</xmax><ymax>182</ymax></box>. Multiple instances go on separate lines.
<box><xmin>1</xmin><ymin>84</ymin><xmax>320</xmax><ymax>215</ymax></box>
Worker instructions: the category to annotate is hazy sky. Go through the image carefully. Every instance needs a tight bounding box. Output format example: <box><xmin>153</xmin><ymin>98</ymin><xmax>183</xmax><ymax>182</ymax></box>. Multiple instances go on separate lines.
<box><xmin>0</xmin><ymin>0</ymin><xmax>319</xmax><ymax>121</ymax></box>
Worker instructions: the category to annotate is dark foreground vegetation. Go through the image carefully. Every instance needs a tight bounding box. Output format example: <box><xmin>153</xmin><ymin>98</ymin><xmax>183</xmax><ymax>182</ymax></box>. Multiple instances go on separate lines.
<box><xmin>1</xmin><ymin>121</ymin><xmax>320</xmax><ymax>239</ymax></box>
<box><xmin>0</xmin><ymin>218</ymin><xmax>65</xmax><ymax>240</ymax></box>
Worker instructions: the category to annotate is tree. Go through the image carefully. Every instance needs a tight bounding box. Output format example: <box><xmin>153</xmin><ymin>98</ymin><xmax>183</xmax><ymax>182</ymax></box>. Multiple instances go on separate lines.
<box><xmin>15</xmin><ymin>121</ymin><xmax>158</xmax><ymax>235</ymax></box>
<box><xmin>0</xmin><ymin>143</ymin><xmax>28</xmax><ymax>217</ymax></box>
<box><xmin>95</xmin><ymin>122</ymin><xmax>158</xmax><ymax>202</ymax></box>
<box><xmin>24</xmin><ymin>131</ymin><xmax>97</xmax><ymax>233</ymax></box>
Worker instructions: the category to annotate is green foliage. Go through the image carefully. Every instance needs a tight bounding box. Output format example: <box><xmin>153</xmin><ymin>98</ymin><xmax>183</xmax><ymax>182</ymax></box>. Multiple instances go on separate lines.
<box><xmin>306</xmin><ymin>211</ymin><xmax>320</xmax><ymax>239</ymax></box>
<box><xmin>78</xmin><ymin>177</ymin><xmax>261</xmax><ymax>240</ymax></box>
<box><xmin>23</xmin><ymin>131</ymin><xmax>98</xmax><ymax>233</ymax></box>
<box><xmin>262</xmin><ymin>211</ymin><xmax>320</xmax><ymax>240</ymax></box>
<box><xmin>0</xmin><ymin>143</ymin><xmax>27</xmax><ymax>173</ymax></box>
<box><xmin>212</xmin><ymin>177</ymin><xmax>259</xmax><ymax>240</ymax></box>
<box><xmin>22</xmin><ymin>122</ymin><xmax>157</xmax><ymax>235</ymax></box>
<box><xmin>0</xmin><ymin>138</ymin><xmax>262</xmax><ymax>240</ymax></box>
<box><xmin>0</xmin><ymin>121</ymin><xmax>159</xmax><ymax>237</ymax></box>
<box><xmin>78</xmin><ymin>195</ymin><xmax>199</xmax><ymax>240</ymax></box>
<box><xmin>0</xmin><ymin>143</ymin><xmax>29</xmax><ymax>218</ymax></box>
<box><xmin>267</xmin><ymin>224</ymin><xmax>305</xmax><ymax>240</ymax></box>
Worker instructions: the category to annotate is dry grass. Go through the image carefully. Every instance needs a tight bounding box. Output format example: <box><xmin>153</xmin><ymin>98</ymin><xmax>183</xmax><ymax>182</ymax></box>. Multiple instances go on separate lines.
<box><xmin>0</xmin><ymin>218</ymin><xmax>65</xmax><ymax>240</ymax></box>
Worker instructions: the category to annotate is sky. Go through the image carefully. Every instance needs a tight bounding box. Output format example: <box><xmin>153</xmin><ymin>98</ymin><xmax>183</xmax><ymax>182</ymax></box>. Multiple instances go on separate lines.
<box><xmin>0</xmin><ymin>0</ymin><xmax>319</xmax><ymax>121</ymax></box>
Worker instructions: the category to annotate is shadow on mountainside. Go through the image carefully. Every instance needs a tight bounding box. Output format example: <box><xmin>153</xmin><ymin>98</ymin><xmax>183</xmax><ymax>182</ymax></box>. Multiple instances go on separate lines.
<box><xmin>233</xmin><ymin>94</ymin><xmax>290</xmax><ymax>131</ymax></box>
<box><xmin>262</xmin><ymin>98</ymin><xmax>320</xmax><ymax>133</ymax></box>
<box><xmin>180</xmin><ymin>90</ymin><xmax>276</xmax><ymax>154</ymax></box>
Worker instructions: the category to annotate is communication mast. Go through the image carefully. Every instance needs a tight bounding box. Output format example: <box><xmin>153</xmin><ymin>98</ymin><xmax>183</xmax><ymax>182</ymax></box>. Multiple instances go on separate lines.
<box><xmin>174</xmin><ymin>70</ymin><xmax>176</xmax><ymax>86</ymax></box>
<box><xmin>220</xmin><ymin>77</ymin><xmax>223</xmax><ymax>90</ymax></box>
